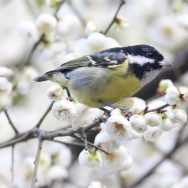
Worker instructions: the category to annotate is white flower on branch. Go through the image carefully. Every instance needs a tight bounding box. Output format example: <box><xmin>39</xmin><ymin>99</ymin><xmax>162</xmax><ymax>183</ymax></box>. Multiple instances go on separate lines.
<box><xmin>165</xmin><ymin>86</ymin><xmax>180</xmax><ymax>105</ymax></box>
<box><xmin>57</xmin><ymin>14</ymin><xmax>80</xmax><ymax>36</ymax></box>
<box><xmin>47</xmin><ymin>165</ymin><xmax>68</xmax><ymax>183</ymax></box>
<box><xmin>144</xmin><ymin>112</ymin><xmax>162</xmax><ymax>127</ymax></box>
<box><xmin>22</xmin><ymin>66</ymin><xmax>38</xmax><ymax>82</ymax></box>
<box><xmin>116</xmin><ymin>97</ymin><xmax>135</xmax><ymax>110</ymax></box>
<box><xmin>0</xmin><ymin>77</ymin><xmax>12</xmax><ymax>96</ymax></box>
<box><xmin>47</xmin><ymin>85</ymin><xmax>64</xmax><ymax>101</ymax></box>
<box><xmin>99</xmin><ymin>146</ymin><xmax>133</xmax><ymax>174</ymax></box>
<box><xmin>144</xmin><ymin>126</ymin><xmax>163</xmax><ymax>142</ymax></box>
<box><xmin>88</xmin><ymin>181</ymin><xmax>106</xmax><ymax>188</ymax></box>
<box><xmin>113</xmin><ymin>17</ymin><xmax>129</xmax><ymax>32</ymax></box>
<box><xmin>161</xmin><ymin>118</ymin><xmax>177</xmax><ymax>131</ymax></box>
<box><xmin>94</xmin><ymin>131</ymin><xmax>120</xmax><ymax>153</ymax></box>
<box><xmin>104</xmin><ymin>115</ymin><xmax>132</xmax><ymax>143</ymax></box>
<box><xmin>0</xmin><ymin>67</ymin><xmax>13</xmax><ymax>77</ymax></box>
<box><xmin>36</xmin><ymin>14</ymin><xmax>57</xmax><ymax>34</ymax></box>
<box><xmin>18</xmin><ymin>21</ymin><xmax>39</xmax><ymax>44</ymax></box>
<box><xmin>158</xmin><ymin>79</ymin><xmax>174</xmax><ymax>93</ymax></box>
<box><xmin>130</xmin><ymin>115</ymin><xmax>147</xmax><ymax>133</ymax></box>
<box><xmin>85</xmin><ymin>21</ymin><xmax>99</xmax><ymax>36</ymax></box>
<box><xmin>52</xmin><ymin>100</ymin><xmax>77</xmax><ymax>121</ymax></box>
<box><xmin>168</xmin><ymin>108</ymin><xmax>187</xmax><ymax>126</ymax></box>
<box><xmin>78</xmin><ymin>149</ymin><xmax>102</xmax><ymax>168</ymax></box>
<box><xmin>129</xmin><ymin>97</ymin><xmax>146</xmax><ymax>114</ymax></box>
<box><xmin>38</xmin><ymin>152</ymin><xmax>51</xmax><ymax>172</ymax></box>
<box><xmin>72</xmin><ymin>107</ymin><xmax>103</xmax><ymax>130</ymax></box>
<box><xmin>74</xmin><ymin>32</ymin><xmax>120</xmax><ymax>56</ymax></box>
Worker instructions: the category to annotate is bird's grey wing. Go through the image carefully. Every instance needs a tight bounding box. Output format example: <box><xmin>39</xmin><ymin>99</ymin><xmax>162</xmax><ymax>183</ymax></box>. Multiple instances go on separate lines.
<box><xmin>45</xmin><ymin>48</ymin><xmax>127</xmax><ymax>75</ymax></box>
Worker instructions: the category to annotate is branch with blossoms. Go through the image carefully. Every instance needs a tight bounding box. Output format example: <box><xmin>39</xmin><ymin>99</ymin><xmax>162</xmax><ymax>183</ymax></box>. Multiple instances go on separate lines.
<box><xmin>1</xmin><ymin>0</ymin><xmax>188</xmax><ymax>188</ymax></box>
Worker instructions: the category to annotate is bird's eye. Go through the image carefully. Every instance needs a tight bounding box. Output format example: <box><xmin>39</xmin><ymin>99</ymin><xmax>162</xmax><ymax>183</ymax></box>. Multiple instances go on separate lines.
<box><xmin>146</xmin><ymin>53</ymin><xmax>153</xmax><ymax>58</ymax></box>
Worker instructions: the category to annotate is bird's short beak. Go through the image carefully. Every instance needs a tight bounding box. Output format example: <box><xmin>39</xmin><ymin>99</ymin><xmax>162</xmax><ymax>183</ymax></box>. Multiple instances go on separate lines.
<box><xmin>159</xmin><ymin>60</ymin><xmax>173</xmax><ymax>66</ymax></box>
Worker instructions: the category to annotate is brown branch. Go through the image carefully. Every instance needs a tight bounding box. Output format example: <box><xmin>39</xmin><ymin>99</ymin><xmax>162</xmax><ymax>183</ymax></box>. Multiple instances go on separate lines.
<box><xmin>128</xmin><ymin>134</ymin><xmax>188</xmax><ymax>188</ymax></box>
<box><xmin>73</xmin><ymin>134</ymin><xmax>110</xmax><ymax>155</ymax></box>
<box><xmin>31</xmin><ymin>138</ymin><xmax>43</xmax><ymax>188</ymax></box>
<box><xmin>50</xmin><ymin>139</ymin><xmax>85</xmax><ymax>147</ymax></box>
<box><xmin>4</xmin><ymin>110</ymin><xmax>18</xmax><ymax>135</ymax></box>
<box><xmin>35</xmin><ymin>102</ymin><xmax>53</xmax><ymax>128</ymax></box>
<box><xmin>145</xmin><ymin>104</ymin><xmax>170</xmax><ymax>114</ymax></box>
<box><xmin>11</xmin><ymin>145</ymin><xmax>15</xmax><ymax>181</ymax></box>
<box><xmin>104</xmin><ymin>0</ymin><xmax>125</xmax><ymax>34</ymax></box>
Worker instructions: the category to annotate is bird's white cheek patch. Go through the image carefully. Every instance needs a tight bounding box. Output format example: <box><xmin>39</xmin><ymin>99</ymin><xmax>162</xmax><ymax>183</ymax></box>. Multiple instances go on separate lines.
<box><xmin>141</xmin><ymin>70</ymin><xmax>160</xmax><ymax>85</ymax></box>
<box><xmin>127</xmin><ymin>54</ymin><xmax>154</xmax><ymax>66</ymax></box>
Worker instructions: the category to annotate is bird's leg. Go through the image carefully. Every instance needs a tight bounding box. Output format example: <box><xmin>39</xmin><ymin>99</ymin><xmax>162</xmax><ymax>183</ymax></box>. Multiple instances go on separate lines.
<box><xmin>98</xmin><ymin>101</ymin><xmax>133</xmax><ymax>116</ymax></box>
<box><xmin>99</xmin><ymin>107</ymin><xmax>111</xmax><ymax>117</ymax></box>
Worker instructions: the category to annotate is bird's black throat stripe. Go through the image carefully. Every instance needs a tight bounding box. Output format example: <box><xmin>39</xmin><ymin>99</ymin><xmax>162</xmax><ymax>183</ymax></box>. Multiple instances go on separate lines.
<box><xmin>130</xmin><ymin>62</ymin><xmax>162</xmax><ymax>80</ymax></box>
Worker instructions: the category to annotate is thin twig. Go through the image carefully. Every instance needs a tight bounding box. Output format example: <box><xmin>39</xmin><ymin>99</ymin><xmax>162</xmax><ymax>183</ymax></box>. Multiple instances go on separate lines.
<box><xmin>73</xmin><ymin>134</ymin><xmax>109</xmax><ymax>155</ymax></box>
<box><xmin>4</xmin><ymin>110</ymin><xmax>18</xmax><ymax>135</ymax></box>
<box><xmin>11</xmin><ymin>145</ymin><xmax>15</xmax><ymax>181</ymax></box>
<box><xmin>104</xmin><ymin>0</ymin><xmax>125</xmax><ymax>34</ymax></box>
<box><xmin>64</xmin><ymin>87</ymin><xmax>71</xmax><ymax>98</ymax></box>
<box><xmin>35</xmin><ymin>102</ymin><xmax>53</xmax><ymax>128</ymax></box>
<box><xmin>146</xmin><ymin>104</ymin><xmax>170</xmax><ymax>113</ymax></box>
<box><xmin>50</xmin><ymin>139</ymin><xmax>85</xmax><ymax>147</ymax></box>
<box><xmin>55</xmin><ymin>0</ymin><xmax>66</xmax><ymax>14</ymax></box>
<box><xmin>128</xmin><ymin>135</ymin><xmax>188</xmax><ymax>188</ymax></box>
<box><xmin>31</xmin><ymin>138</ymin><xmax>43</xmax><ymax>188</ymax></box>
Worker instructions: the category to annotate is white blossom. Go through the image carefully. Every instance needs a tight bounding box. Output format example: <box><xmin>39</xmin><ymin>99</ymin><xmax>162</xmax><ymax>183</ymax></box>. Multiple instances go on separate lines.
<box><xmin>88</xmin><ymin>182</ymin><xmax>106</xmax><ymax>188</ymax></box>
<box><xmin>144</xmin><ymin>112</ymin><xmax>162</xmax><ymax>127</ymax></box>
<box><xmin>176</xmin><ymin>15</ymin><xmax>188</xmax><ymax>30</ymax></box>
<box><xmin>85</xmin><ymin>21</ymin><xmax>98</xmax><ymax>36</ymax></box>
<box><xmin>38</xmin><ymin>152</ymin><xmax>51</xmax><ymax>172</ymax></box>
<box><xmin>158</xmin><ymin>79</ymin><xmax>174</xmax><ymax>93</ymax></box>
<box><xmin>74</xmin><ymin>32</ymin><xmax>120</xmax><ymax>56</ymax></box>
<box><xmin>130</xmin><ymin>115</ymin><xmax>147</xmax><ymax>133</ymax></box>
<box><xmin>52</xmin><ymin>100</ymin><xmax>77</xmax><ymax>121</ymax></box>
<box><xmin>94</xmin><ymin>131</ymin><xmax>120</xmax><ymax>153</ymax></box>
<box><xmin>18</xmin><ymin>21</ymin><xmax>39</xmax><ymax>43</ymax></box>
<box><xmin>22</xmin><ymin>66</ymin><xmax>38</xmax><ymax>82</ymax></box>
<box><xmin>161</xmin><ymin>118</ymin><xmax>177</xmax><ymax>131</ymax></box>
<box><xmin>116</xmin><ymin>97</ymin><xmax>135</xmax><ymax>110</ymax></box>
<box><xmin>168</xmin><ymin>109</ymin><xmax>187</xmax><ymax>126</ymax></box>
<box><xmin>104</xmin><ymin>115</ymin><xmax>132</xmax><ymax>143</ymax></box>
<box><xmin>47</xmin><ymin>85</ymin><xmax>64</xmax><ymax>101</ymax></box>
<box><xmin>53</xmin><ymin>145</ymin><xmax>72</xmax><ymax>167</ymax></box>
<box><xmin>0</xmin><ymin>67</ymin><xmax>13</xmax><ymax>77</ymax></box>
<box><xmin>72</xmin><ymin>108</ymin><xmax>103</xmax><ymax>130</ymax></box>
<box><xmin>144</xmin><ymin>126</ymin><xmax>163</xmax><ymax>142</ymax></box>
<box><xmin>47</xmin><ymin>165</ymin><xmax>68</xmax><ymax>182</ymax></box>
<box><xmin>165</xmin><ymin>86</ymin><xmax>180</xmax><ymax>105</ymax></box>
<box><xmin>78</xmin><ymin>149</ymin><xmax>102</xmax><ymax>168</ymax></box>
<box><xmin>110</xmin><ymin>108</ymin><xmax>122</xmax><ymax>116</ymax></box>
<box><xmin>113</xmin><ymin>17</ymin><xmax>129</xmax><ymax>31</ymax></box>
<box><xmin>57</xmin><ymin>14</ymin><xmax>80</xmax><ymax>36</ymax></box>
<box><xmin>130</xmin><ymin>97</ymin><xmax>146</xmax><ymax>114</ymax></box>
<box><xmin>36</xmin><ymin>14</ymin><xmax>57</xmax><ymax>34</ymax></box>
<box><xmin>100</xmin><ymin>146</ymin><xmax>133</xmax><ymax>174</ymax></box>
<box><xmin>0</xmin><ymin>77</ymin><xmax>12</xmax><ymax>96</ymax></box>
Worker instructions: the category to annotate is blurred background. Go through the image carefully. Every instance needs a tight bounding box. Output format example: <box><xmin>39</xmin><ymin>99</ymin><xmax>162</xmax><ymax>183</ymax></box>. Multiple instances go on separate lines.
<box><xmin>0</xmin><ymin>0</ymin><xmax>188</xmax><ymax>187</ymax></box>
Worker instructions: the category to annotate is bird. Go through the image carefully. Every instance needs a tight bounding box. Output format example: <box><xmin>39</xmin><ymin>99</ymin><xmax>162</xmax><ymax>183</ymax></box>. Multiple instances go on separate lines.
<box><xmin>35</xmin><ymin>44</ymin><xmax>172</xmax><ymax>108</ymax></box>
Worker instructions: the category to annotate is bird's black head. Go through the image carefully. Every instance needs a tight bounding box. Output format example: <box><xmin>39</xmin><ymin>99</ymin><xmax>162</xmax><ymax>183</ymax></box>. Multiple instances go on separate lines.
<box><xmin>124</xmin><ymin>44</ymin><xmax>171</xmax><ymax>84</ymax></box>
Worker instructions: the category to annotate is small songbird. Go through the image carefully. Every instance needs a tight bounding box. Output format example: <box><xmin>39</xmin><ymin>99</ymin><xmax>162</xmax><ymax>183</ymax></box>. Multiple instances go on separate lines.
<box><xmin>35</xmin><ymin>44</ymin><xmax>172</xmax><ymax>108</ymax></box>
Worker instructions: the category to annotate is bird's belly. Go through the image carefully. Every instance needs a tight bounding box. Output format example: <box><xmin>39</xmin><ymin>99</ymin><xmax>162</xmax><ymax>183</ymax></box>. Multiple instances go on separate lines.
<box><xmin>69</xmin><ymin>73</ymin><xmax>142</xmax><ymax>108</ymax></box>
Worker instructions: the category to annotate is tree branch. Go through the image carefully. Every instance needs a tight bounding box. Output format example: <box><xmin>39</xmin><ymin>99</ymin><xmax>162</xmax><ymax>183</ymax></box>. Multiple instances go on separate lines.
<box><xmin>35</xmin><ymin>102</ymin><xmax>53</xmax><ymax>128</ymax></box>
<box><xmin>4</xmin><ymin>110</ymin><xmax>18</xmax><ymax>135</ymax></box>
<box><xmin>11</xmin><ymin>145</ymin><xmax>15</xmax><ymax>181</ymax></box>
<box><xmin>31</xmin><ymin>138</ymin><xmax>43</xmax><ymax>188</ymax></box>
<box><xmin>104</xmin><ymin>0</ymin><xmax>125</xmax><ymax>34</ymax></box>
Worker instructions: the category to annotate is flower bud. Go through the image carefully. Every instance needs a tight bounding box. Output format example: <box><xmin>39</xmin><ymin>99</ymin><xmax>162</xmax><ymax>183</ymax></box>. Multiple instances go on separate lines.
<box><xmin>144</xmin><ymin>112</ymin><xmax>162</xmax><ymax>127</ymax></box>
<box><xmin>130</xmin><ymin>115</ymin><xmax>147</xmax><ymax>133</ymax></box>
<box><xmin>113</xmin><ymin>17</ymin><xmax>129</xmax><ymax>31</ymax></box>
<box><xmin>47</xmin><ymin>85</ymin><xmax>64</xmax><ymax>101</ymax></box>
<box><xmin>0</xmin><ymin>67</ymin><xmax>13</xmax><ymax>77</ymax></box>
<box><xmin>78</xmin><ymin>149</ymin><xmax>102</xmax><ymax>168</ymax></box>
<box><xmin>85</xmin><ymin>21</ymin><xmax>98</xmax><ymax>36</ymax></box>
<box><xmin>168</xmin><ymin>109</ymin><xmax>187</xmax><ymax>126</ymax></box>
<box><xmin>158</xmin><ymin>79</ymin><xmax>174</xmax><ymax>93</ymax></box>
<box><xmin>36</xmin><ymin>14</ymin><xmax>57</xmax><ymax>34</ymax></box>
<box><xmin>165</xmin><ymin>86</ymin><xmax>180</xmax><ymax>105</ymax></box>
<box><xmin>161</xmin><ymin>118</ymin><xmax>177</xmax><ymax>131</ymax></box>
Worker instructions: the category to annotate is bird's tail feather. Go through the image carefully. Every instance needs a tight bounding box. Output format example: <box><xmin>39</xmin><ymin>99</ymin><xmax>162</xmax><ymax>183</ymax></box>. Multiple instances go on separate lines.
<box><xmin>34</xmin><ymin>75</ymin><xmax>48</xmax><ymax>82</ymax></box>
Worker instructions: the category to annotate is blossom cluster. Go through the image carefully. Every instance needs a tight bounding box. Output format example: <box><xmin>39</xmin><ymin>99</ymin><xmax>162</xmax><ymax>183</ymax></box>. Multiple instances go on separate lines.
<box><xmin>0</xmin><ymin>67</ymin><xmax>13</xmax><ymax>109</ymax></box>
<box><xmin>47</xmin><ymin>79</ymin><xmax>187</xmax><ymax>174</ymax></box>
